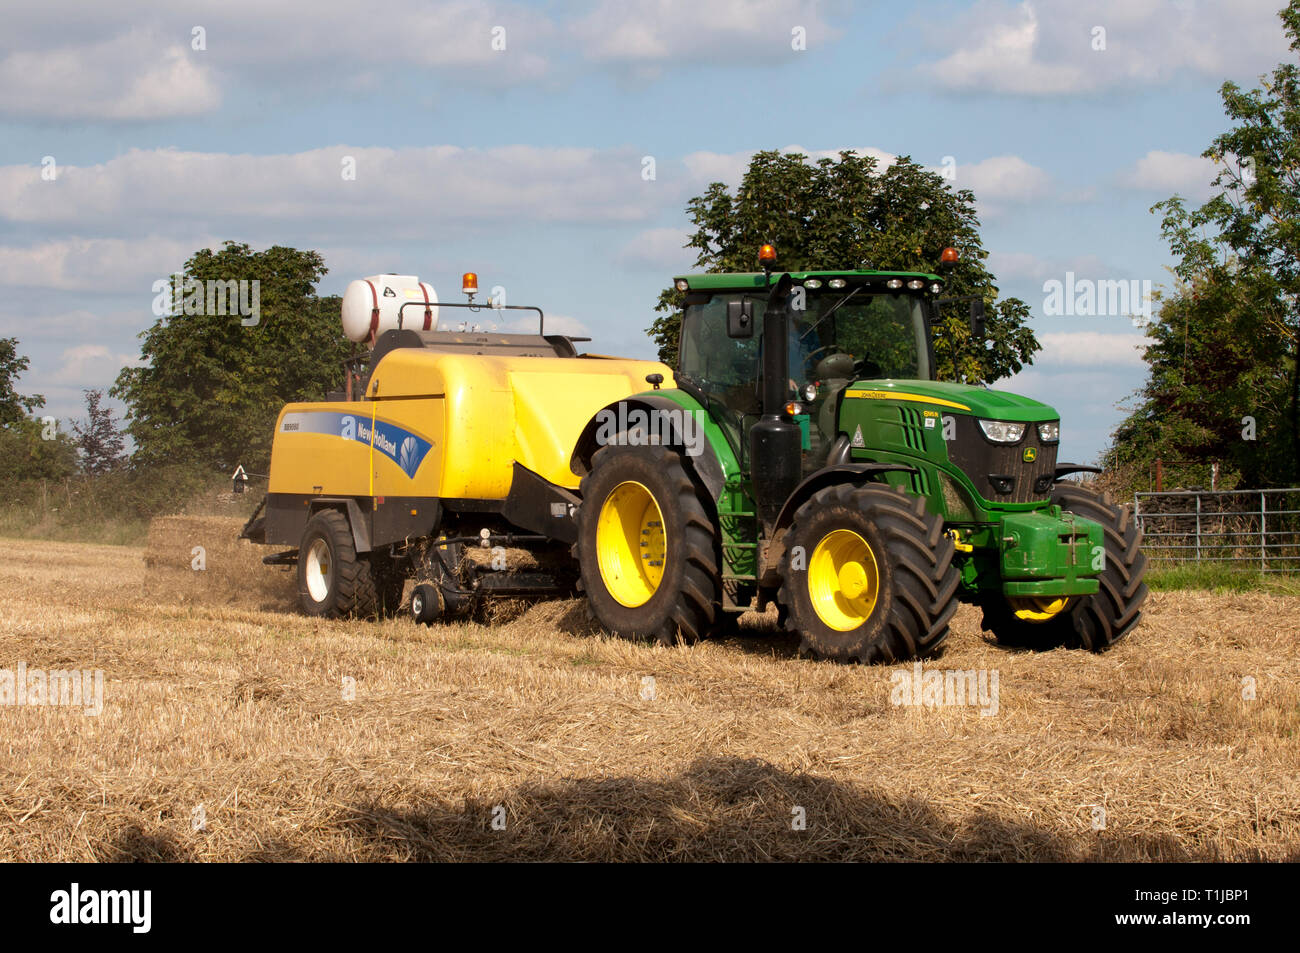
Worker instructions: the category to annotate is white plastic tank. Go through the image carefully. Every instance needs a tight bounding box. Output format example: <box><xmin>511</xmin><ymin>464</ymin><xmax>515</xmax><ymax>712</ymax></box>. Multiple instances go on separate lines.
<box><xmin>341</xmin><ymin>274</ymin><xmax>438</xmax><ymax>343</ymax></box>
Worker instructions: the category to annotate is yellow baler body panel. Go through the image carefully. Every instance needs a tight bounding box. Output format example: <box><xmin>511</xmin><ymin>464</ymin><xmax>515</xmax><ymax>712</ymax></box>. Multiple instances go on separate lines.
<box><xmin>268</xmin><ymin>350</ymin><xmax>673</xmax><ymax>501</ymax></box>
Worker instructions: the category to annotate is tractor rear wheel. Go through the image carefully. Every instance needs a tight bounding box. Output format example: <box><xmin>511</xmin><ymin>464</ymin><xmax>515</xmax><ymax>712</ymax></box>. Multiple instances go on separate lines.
<box><xmin>778</xmin><ymin>483</ymin><xmax>960</xmax><ymax>663</ymax></box>
<box><xmin>576</xmin><ymin>445</ymin><xmax>721</xmax><ymax>645</ymax></box>
<box><xmin>297</xmin><ymin>509</ymin><xmax>380</xmax><ymax>619</ymax></box>
<box><xmin>980</xmin><ymin>483</ymin><xmax>1148</xmax><ymax>651</ymax></box>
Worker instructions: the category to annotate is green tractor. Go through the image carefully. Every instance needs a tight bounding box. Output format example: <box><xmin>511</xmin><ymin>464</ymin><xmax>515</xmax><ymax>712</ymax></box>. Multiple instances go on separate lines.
<box><xmin>569</xmin><ymin>247</ymin><xmax>1148</xmax><ymax>662</ymax></box>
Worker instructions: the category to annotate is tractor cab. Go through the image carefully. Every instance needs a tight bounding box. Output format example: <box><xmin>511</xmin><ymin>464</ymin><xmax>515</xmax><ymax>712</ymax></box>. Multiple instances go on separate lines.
<box><xmin>674</xmin><ymin>266</ymin><xmax>944</xmax><ymax>476</ymax></box>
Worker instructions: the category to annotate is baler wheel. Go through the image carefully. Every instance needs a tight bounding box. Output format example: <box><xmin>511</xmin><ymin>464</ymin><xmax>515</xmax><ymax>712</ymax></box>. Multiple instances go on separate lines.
<box><xmin>296</xmin><ymin>509</ymin><xmax>380</xmax><ymax>619</ymax></box>
<box><xmin>410</xmin><ymin>583</ymin><xmax>443</xmax><ymax>625</ymax></box>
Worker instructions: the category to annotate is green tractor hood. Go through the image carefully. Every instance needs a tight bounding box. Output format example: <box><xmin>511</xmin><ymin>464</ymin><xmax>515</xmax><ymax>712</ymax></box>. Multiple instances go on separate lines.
<box><xmin>847</xmin><ymin>379</ymin><xmax>1059</xmax><ymax>423</ymax></box>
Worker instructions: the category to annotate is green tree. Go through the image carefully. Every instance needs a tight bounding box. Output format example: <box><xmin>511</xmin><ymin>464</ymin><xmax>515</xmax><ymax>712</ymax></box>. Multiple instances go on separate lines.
<box><xmin>1104</xmin><ymin>270</ymin><xmax>1291</xmax><ymax>487</ymax></box>
<box><xmin>112</xmin><ymin>242</ymin><xmax>349</xmax><ymax>472</ymax></box>
<box><xmin>646</xmin><ymin>150</ymin><xmax>1039</xmax><ymax>382</ymax></box>
<box><xmin>0</xmin><ymin>416</ymin><xmax>78</xmax><ymax>483</ymax></box>
<box><xmin>71</xmin><ymin>389</ymin><xmax>126</xmax><ymax>475</ymax></box>
<box><xmin>1106</xmin><ymin>1</ymin><xmax>1300</xmax><ymax>487</ymax></box>
<box><xmin>0</xmin><ymin>337</ymin><xmax>44</xmax><ymax>425</ymax></box>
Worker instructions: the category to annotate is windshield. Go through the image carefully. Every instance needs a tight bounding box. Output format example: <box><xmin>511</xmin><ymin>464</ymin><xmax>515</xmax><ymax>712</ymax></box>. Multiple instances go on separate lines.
<box><xmin>677</xmin><ymin>288</ymin><xmax>932</xmax><ymax>398</ymax></box>
<box><xmin>677</xmin><ymin>288</ymin><xmax>932</xmax><ymax>458</ymax></box>
<box><xmin>790</xmin><ymin>292</ymin><xmax>931</xmax><ymax>386</ymax></box>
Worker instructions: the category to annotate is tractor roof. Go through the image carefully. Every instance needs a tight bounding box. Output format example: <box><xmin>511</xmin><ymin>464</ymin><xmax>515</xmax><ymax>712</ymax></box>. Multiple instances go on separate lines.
<box><xmin>674</xmin><ymin>269</ymin><xmax>944</xmax><ymax>291</ymax></box>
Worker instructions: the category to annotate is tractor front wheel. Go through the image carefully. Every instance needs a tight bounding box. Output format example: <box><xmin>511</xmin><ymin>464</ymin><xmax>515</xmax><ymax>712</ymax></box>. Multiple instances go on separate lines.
<box><xmin>980</xmin><ymin>483</ymin><xmax>1148</xmax><ymax>651</ymax></box>
<box><xmin>576</xmin><ymin>445</ymin><xmax>721</xmax><ymax>645</ymax></box>
<box><xmin>778</xmin><ymin>483</ymin><xmax>960</xmax><ymax>663</ymax></box>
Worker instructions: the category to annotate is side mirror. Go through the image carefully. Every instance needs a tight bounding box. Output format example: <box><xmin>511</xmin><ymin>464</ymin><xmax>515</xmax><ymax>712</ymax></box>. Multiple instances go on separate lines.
<box><xmin>970</xmin><ymin>299</ymin><xmax>987</xmax><ymax>339</ymax></box>
<box><xmin>727</xmin><ymin>299</ymin><xmax>754</xmax><ymax>338</ymax></box>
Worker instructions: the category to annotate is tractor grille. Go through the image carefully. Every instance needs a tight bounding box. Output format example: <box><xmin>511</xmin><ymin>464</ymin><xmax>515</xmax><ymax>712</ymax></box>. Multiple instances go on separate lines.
<box><xmin>897</xmin><ymin>406</ymin><xmax>927</xmax><ymax>452</ymax></box>
<box><xmin>897</xmin><ymin>408</ymin><xmax>931</xmax><ymax>497</ymax></box>
<box><xmin>944</xmin><ymin>416</ymin><xmax>1058</xmax><ymax>504</ymax></box>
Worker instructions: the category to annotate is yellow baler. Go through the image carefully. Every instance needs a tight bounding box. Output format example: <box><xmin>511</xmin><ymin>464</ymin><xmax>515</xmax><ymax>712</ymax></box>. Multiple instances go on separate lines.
<box><xmin>246</xmin><ymin>323</ymin><xmax>672</xmax><ymax>620</ymax></box>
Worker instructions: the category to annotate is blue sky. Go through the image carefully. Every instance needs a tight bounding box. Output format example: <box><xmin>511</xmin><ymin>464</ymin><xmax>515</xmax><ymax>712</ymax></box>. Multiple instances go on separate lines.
<box><xmin>1</xmin><ymin>0</ymin><xmax>1291</xmax><ymax>464</ymax></box>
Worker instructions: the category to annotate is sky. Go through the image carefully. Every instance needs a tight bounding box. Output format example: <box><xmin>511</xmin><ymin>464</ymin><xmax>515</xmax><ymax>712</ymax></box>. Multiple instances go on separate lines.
<box><xmin>0</xmin><ymin>0</ymin><xmax>1292</xmax><ymax>465</ymax></box>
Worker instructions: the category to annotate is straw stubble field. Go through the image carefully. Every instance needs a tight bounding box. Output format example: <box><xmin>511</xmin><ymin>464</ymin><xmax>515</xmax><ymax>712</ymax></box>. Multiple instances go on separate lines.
<box><xmin>0</xmin><ymin>516</ymin><xmax>1297</xmax><ymax>861</ymax></box>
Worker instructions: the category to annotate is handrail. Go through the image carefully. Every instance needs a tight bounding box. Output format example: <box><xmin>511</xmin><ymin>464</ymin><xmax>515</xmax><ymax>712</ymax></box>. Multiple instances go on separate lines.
<box><xmin>396</xmin><ymin>299</ymin><xmax>546</xmax><ymax>335</ymax></box>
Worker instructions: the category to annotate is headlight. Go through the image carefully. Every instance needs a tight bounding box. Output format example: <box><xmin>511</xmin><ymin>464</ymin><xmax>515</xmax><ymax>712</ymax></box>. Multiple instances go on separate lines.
<box><xmin>803</xmin><ymin>383</ymin><xmax>818</xmax><ymax>402</ymax></box>
<box><xmin>978</xmin><ymin>419</ymin><xmax>1026</xmax><ymax>443</ymax></box>
<box><xmin>1037</xmin><ymin>422</ymin><xmax>1060</xmax><ymax>443</ymax></box>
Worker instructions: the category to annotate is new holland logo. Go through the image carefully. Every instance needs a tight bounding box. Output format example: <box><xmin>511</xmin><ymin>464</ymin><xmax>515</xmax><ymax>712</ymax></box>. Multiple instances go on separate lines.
<box><xmin>1023</xmin><ymin>447</ymin><xmax>1038</xmax><ymax>462</ymax></box>
<box><xmin>399</xmin><ymin>436</ymin><xmax>420</xmax><ymax>475</ymax></box>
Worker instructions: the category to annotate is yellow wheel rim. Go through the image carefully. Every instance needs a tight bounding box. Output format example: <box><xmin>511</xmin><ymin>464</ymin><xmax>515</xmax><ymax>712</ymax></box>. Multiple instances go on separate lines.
<box><xmin>1009</xmin><ymin>596</ymin><xmax>1071</xmax><ymax>622</ymax></box>
<box><xmin>808</xmin><ymin>529</ymin><xmax>880</xmax><ymax>631</ymax></box>
<box><xmin>596</xmin><ymin>481</ymin><xmax>667</xmax><ymax>608</ymax></box>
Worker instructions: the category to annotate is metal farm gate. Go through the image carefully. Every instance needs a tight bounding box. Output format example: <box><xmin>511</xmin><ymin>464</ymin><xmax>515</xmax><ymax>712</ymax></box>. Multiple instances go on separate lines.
<box><xmin>1133</xmin><ymin>488</ymin><xmax>1300</xmax><ymax>572</ymax></box>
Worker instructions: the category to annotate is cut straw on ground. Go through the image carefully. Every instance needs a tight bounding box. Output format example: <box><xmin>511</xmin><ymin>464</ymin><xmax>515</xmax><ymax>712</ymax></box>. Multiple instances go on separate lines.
<box><xmin>0</xmin><ymin>527</ymin><xmax>1296</xmax><ymax>861</ymax></box>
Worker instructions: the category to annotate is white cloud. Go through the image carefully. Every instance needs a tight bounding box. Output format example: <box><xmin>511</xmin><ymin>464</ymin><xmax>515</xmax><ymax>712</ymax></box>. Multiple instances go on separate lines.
<box><xmin>618</xmin><ymin>227</ymin><xmax>694</xmax><ymax>269</ymax></box>
<box><xmin>0</xmin><ymin>146</ymin><xmax>664</xmax><ymax>237</ymax></box>
<box><xmin>924</xmin><ymin>0</ymin><xmax>1290</xmax><ymax>96</ymax></box>
<box><xmin>958</xmin><ymin>155</ymin><xmax>1053</xmax><ymax>202</ymax></box>
<box><xmin>0</xmin><ymin>2</ymin><xmax>554</xmax><ymax>120</ymax></box>
<box><xmin>1035</xmin><ymin>330</ymin><xmax>1146</xmax><ymax>367</ymax></box>
<box><xmin>0</xmin><ymin>0</ymin><xmax>842</xmax><ymax>115</ymax></box>
<box><xmin>932</xmin><ymin>2</ymin><xmax>1088</xmax><ymax>95</ymax></box>
<box><xmin>51</xmin><ymin>344</ymin><xmax>142</xmax><ymax>387</ymax></box>
<box><xmin>0</xmin><ymin>30</ymin><xmax>220</xmax><ymax>120</ymax></box>
<box><xmin>539</xmin><ymin>314</ymin><xmax>590</xmax><ymax>337</ymax></box>
<box><xmin>0</xmin><ymin>237</ymin><xmax>214</xmax><ymax>293</ymax></box>
<box><xmin>573</xmin><ymin>0</ymin><xmax>837</xmax><ymax>65</ymax></box>
<box><xmin>0</xmin><ymin>308</ymin><xmax>149</xmax><ymax>340</ymax></box>
<box><xmin>987</xmin><ymin>250</ymin><xmax>1112</xmax><ymax>285</ymax></box>
<box><xmin>1119</xmin><ymin>150</ymin><xmax>1220</xmax><ymax>198</ymax></box>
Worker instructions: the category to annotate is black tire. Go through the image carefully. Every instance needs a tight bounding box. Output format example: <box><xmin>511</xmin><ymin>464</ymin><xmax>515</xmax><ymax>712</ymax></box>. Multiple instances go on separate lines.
<box><xmin>576</xmin><ymin>445</ymin><xmax>721</xmax><ymax>646</ymax></box>
<box><xmin>980</xmin><ymin>483</ymin><xmax>1148</xmax><ymax>651</ymax></box>
<box><xmin>411</xmin><ymin>583</ymin><xmax>442</xmax><ymax>625</ymax></box>
<box><xmin>778</xmin><ymin>483</ymin><xmax>960</xmax><ymax>664</ymax></box>
<box><xmin>296</xmin><ymin>509</ymin><xmax>379</xmax><ymax>619</ymax></box>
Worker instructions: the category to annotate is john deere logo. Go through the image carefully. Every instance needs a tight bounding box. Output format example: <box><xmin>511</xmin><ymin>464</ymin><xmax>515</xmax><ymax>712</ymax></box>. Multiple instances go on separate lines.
<box><xmin>1023</xmin><ymin>447</ymin><xmax>1038</xmax><ymax>463</ymax></box>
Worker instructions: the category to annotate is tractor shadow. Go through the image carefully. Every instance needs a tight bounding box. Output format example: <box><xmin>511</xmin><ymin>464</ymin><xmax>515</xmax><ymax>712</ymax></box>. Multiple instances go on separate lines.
<box><xmin>975</xmin><ymin>625</ymin><xmax>1075</xmax><ymax>655</ymax></box>
<box><xmin>328</xmin><ymin>756</ymin><xmax>1232</xmax><ymax>862</ymax></box>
